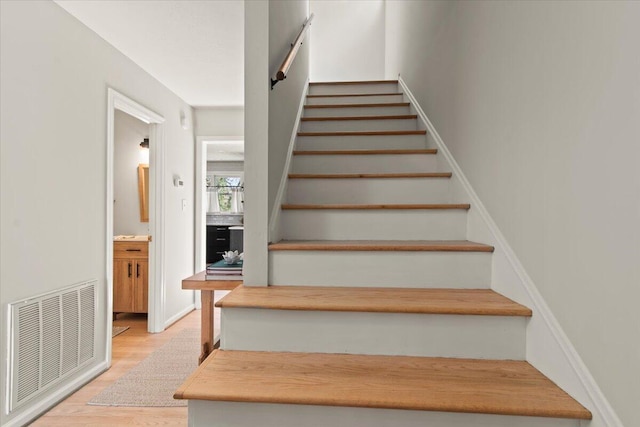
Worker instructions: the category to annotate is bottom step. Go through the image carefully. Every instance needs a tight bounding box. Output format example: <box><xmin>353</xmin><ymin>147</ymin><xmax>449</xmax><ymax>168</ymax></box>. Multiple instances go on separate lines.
<box><xmin>176</xmin><ymin>350</ymin><xmax>591</xmax><ymax>422</ymax></box>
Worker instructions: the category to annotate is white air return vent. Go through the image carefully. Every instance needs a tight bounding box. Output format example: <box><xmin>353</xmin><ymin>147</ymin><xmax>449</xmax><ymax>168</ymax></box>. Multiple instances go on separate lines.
<box><xmin>7</xmin><ymin>280</ymin><xmax>97</xmax><ymax>413</ymax></box>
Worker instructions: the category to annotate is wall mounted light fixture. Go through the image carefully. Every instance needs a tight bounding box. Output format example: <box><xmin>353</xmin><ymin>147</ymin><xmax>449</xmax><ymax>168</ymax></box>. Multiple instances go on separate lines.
<box><xmin>140</xmin><ymin>138</ymin><xmax>149</xmax><ymax>149</ymax></box>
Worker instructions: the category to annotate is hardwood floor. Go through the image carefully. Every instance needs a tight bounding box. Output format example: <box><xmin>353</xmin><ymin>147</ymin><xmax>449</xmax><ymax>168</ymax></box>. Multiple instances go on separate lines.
<box><xmin>32</xmin><ymin>311</ymin><xmax>199</xmax><ymax>426</ymax></box>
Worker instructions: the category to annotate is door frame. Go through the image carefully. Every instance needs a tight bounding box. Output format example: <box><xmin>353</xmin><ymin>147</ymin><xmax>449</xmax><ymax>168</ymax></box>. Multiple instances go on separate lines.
<box><xmin>194</xmin><ymin>136</ymin><xmax>243</xmax><ymax>309</ymax></box>
<box><xmin>106</xmin><ymin>89</ymin><xmax>166</xmax><ymax>364</ymax></box>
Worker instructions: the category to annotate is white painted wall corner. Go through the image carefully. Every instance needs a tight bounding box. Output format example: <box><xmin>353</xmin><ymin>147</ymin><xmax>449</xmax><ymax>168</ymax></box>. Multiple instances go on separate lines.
<box><xmin>268</xmin><ymin>78</ymin><xmax>310</xmax><ymax>244</ymax></box>
<box><xmin>398</xmin><ymin>76</ymin><xmax>622</xmax><ymax>427</ymax></box>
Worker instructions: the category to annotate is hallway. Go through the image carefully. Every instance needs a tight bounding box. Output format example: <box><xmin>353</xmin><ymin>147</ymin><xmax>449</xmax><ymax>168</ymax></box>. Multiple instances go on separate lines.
<box><xmin>32</xmin><ymin>311</ymin><xmax>198</xmax><ymax>426</ymax></box>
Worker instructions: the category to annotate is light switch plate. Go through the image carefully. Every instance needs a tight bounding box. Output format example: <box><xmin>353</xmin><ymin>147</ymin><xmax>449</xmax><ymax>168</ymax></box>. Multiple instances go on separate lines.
<box><xmin>182</xmin><ymin>199</ymin><xmax>187</xmax><ymax>211</ymax></box>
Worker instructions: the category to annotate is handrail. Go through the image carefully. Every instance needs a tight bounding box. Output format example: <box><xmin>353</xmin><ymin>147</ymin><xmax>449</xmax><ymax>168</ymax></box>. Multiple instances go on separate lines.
<box><xmin>271</xmin><ymin>13</ymin><xmax>315</xmax><ymax>89</ymax></box>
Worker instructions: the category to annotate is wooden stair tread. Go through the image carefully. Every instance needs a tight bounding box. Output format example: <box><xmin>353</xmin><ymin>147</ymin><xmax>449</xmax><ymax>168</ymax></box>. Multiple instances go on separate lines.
<box><xmin>309</xmin><ymin>80</ymin><xmax>398</xmax><ymax>86</ymax></box>
<box><xmin>304</xmin><ymin>102</ymin><xmax>410</xmax><ymax>109</ymax></box>
<box><xmin>293</xmin><ymin>149</ymin><xmax>437</xmax><ymax>155</ymax></box>
<box><xmin>288</xmin><ymin>172</ymin><xmax>451</xmax><ymax>179</ymax></box>
<box><xmin>298</xmin><ymin>130</ymin><xmax>426</xmax><ymax>137</ymax></box>
<box><xmin>174</xmin><ymin>350</ymin><xmax>591</xmax><ymax>420</ymax></box>
<box><xmin>301</xmin><ymin>115</ymin><xmax>417</xmax><ymax>122</ymax></box>
<box><xmin>307</xmin><ymin>92</ymin><xmax>403</xmax><ymax>98</ymax></box>
<box><xmin>268</xmin><ymin>240</ymin><xmax>495</xmax><ymax>252</ymax></box>
<box><xmin>282</xmin><ymin>204</ymin><xmax>470</xmax><ymax>210</ymax></box>
<box><xmin>216</xmin><ymin>286</ymin><xmax>532</xmax><ymax>316</ymax></box>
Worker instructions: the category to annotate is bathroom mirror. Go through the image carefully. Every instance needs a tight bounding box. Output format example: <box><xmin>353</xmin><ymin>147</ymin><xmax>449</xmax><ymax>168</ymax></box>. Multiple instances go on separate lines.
<box><xmin>138</xmin><ymin>164</ymin><xmax>149</xmax><ymax>222</ymax></box>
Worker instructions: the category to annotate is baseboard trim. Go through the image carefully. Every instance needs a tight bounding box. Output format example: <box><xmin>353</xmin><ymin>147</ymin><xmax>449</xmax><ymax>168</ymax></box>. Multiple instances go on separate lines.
<box><xmin>268</xmin><ymin>78</ymin><xmax>310</xmax><ymax>243</ymax></box>
<box><xmin>164</xmin><ymin>304</ymin><xmax>195</xmax><ymax>329</ymax></box>
<box><xmin>398</xmin><ymin>75</ymin><xmax>622</xmax><ymax>427</ymax></box>
<box><xmin>3</xmin><ymin>360</ymin><xmax>108</xmax><ymax>427</ymax></box>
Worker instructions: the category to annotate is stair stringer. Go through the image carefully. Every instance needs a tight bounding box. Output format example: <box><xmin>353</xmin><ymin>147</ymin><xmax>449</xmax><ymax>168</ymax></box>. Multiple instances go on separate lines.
<box><xmin>398</xmin><ymin>76</ymin><xmax>621</xmax><ymax>427</ymax></box>
<box><xmin>268</xmin><ymin>79</ymin><xmax>310</xmax><ymax>244</ymax></box>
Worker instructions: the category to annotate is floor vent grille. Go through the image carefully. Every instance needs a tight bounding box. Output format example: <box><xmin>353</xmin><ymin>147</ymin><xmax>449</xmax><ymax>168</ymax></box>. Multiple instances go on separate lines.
<box><xmin>7</xmin><ymin>280</ymin><xmax>97</xmax><ymax>413</ymax></box>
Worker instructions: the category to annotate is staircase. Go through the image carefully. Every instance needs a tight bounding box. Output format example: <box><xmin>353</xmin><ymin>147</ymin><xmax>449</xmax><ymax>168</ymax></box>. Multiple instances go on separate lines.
<box><xmin>176</xmin><ymin>80</ymin><xmax>592</xmax><ymax>426</ymax></box>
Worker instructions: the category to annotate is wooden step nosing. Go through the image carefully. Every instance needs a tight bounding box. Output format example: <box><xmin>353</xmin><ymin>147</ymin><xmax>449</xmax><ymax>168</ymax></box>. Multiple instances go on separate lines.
<box><xmin>281</xmin><ymin>204</ymin><xmax>470</xmax><ymax>210</ymax></box>
<box><xmin>297</xmin><ymin>130</ymin><xmax>426</xmax><ymax>137</ymax></box>
<box><xmin>174</xmin><ymin>349</ymin><xmax>220</xmax><ymax>399</ymax></box>
<box><xmin>216</xmin><ymin>286</ymin><xmax>532</xmax><ymax>317</ymax></box>
<box><xmin>309</xmin><ymin>80</ymin><xmax>398</xmax><ymax>86</ymax></box>
<box><xmin>218</xmin><ymin>303</ymin><xmax>530</xmax><ymax>317</ymax></box>
<box><xmin>288</xmin><ymin>173</ymin><xmax>452</xmax><ymax>179</ymax></box>
<box><xmin>307</xmin><ymin>93</ymin><xmax>403</xmax><ymax>98</ymax></box>
<box><xmin>268</xmin><ymin>241</ymin><xmax>495</xmax><ymax>253</ymax></box>
<box><xmin>175</xmin><ymin>351</ymin><xmax>592</xmax><ymax>420</ymax></box>
<box><xmin>293</xmin><ymin>149</ymin><xmax>437</xmax><ymax>155</ymax></box>
<box><xmin>301</xmin><ymin>115</ymin><xmax>417</xmax><ymax>122</ymax></box>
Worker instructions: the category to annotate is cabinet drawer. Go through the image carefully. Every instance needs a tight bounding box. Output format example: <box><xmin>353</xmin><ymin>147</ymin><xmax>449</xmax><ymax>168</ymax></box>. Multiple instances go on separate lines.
<box><xmin>114</xmin><ymin>241</ymin><xmax>148</xmax><ymax>259</ymax></box>
<box><xmin>211</xmin><ymin>236</ymin><xmax>230</xmax><ymax>244</ymax></box>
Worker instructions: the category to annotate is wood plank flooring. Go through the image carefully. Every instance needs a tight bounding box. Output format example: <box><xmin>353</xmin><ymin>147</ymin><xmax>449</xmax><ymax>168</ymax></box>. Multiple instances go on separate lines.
<box><xmin>174</xmin><ymin>350</ymin><xmax>592</xmax><ymax>419</ymax></box>
<box><xmin>31</xmin><ymin>311</ymin><xmax>198</xmax><ymax>426</ymax></box>
<box><xmin>216</xmin><ymin>286</ymin><xmax>532</xmax><ymax>316</ymax></box>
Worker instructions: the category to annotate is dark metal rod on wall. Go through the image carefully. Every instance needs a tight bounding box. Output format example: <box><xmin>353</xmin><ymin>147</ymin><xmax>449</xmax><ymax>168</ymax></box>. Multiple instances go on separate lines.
<box><xmin>271</xmin><ymin>13</ymin><xmax>315</xmax><ymax>90</ymax></box>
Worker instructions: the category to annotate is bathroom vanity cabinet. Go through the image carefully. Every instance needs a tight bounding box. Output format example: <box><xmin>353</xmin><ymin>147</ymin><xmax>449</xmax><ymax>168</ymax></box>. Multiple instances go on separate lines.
<box><xmin>113</xmin><ymin>239</ymin><xmax>148</xmax><ymax>314</ymax></box>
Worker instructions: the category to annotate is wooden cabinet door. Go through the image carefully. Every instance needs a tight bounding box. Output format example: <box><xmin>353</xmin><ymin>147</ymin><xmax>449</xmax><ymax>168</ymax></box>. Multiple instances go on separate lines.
<box><xmin>134</xmin><ymin>260</ymin><xmax>148</xmax><ymax>313</ymax></box>
<box><xmin>113</xmin><ymin>259</ymin><xmax>134</xmax><ymax>312</ymax></box>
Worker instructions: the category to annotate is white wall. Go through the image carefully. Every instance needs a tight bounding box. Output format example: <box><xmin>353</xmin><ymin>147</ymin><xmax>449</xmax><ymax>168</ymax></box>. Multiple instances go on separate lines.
<box><xmin>0</xmin><ymin>1</ymin><xmax>195</xmax><ymax>424</ymax></box>
<box><xmin>269</xmin><ymin>0</ymin><xmax>310</xmax><ymax>217</ymax></box>
<box><xmin>386</xmin><ymin>2</ymin><xmax>640</xmax><ymax>426</ymax></box>
<box><xmin>243</xmin><ymin>0</ymin><xmax>311</xmax><ymax>285</ymax></box>
<box><xmin>243</xmin><ymin>0</ymin><xmax>270</xmax><ymax>285</ymax></box>
<box><xmin>194</xmin><ymin>107</ymin><xmax>244</xmax><ymax>137</ymax></box>
<box><xmin>114</xmin><ymin>110</ymin><xmax>150</xmax><ymax>236</ymax></box>
<box><xmin>310</xmin><ymin>0</ymin><xmax>385</xmax><ymax>81</ymax></box>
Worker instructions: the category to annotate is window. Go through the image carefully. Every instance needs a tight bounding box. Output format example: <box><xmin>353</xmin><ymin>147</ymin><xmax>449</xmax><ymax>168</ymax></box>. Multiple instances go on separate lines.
<box><xmin>208</xmin><ymin>173</ymin><xmax>243</xmax><ymax>213</ymax></box>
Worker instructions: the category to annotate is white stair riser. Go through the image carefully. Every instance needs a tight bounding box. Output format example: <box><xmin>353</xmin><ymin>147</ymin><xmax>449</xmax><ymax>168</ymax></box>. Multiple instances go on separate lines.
<box><xmin>303</xmin><ymin>105</ymin><xmax>411</xmax><ymax>117</ymax></box>
<box><xmin>221</xmin><ymin>309</ymin><xmax>526</xmax><ymax>360</ymax></box>
<box><xmin>189</xmin><ymin>401</ymin><xmax>579</xmax><ymax>427</ymax></box>
<box><xmin>308</xmin><ymin>83</ymin><xmax>399</xmax><ymax>95</ymax></box>
<box><xmin>287</xmin><ymin>178</ymin><xmax>452</xmax><ymax>204</ymax></box>
<box><xmin>281</xmin><ymin>210</ymin><xmax>467</xmax><ymax>241</ymax></box>
<box><xmin>296</xmin><ymin>134</ymin><xmax>427</xmax><ymax>150</ymax></box>
<box><xmin>269</xmin><ymin>251</ymin><xmax>491</xmax><ymax>288</ymax></box>
<box><xmin>300</xmin><ymin>119</ymin><xmax>417</xmax><ymax>133</ymax></box>
<box><xmin>291</xmin><ymin>154</ymin><xmax>441</xmax><ymax>174</ymax></box>
<box><xmin>306</xmin><ymin>94</ymin><xmax>404</xmax><ymax>105</ymax></box>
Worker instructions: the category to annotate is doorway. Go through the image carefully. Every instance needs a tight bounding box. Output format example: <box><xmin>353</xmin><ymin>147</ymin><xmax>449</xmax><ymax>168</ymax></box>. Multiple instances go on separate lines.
<box><xmin>112</xmin><ymin>109</ymin><xmax>151</xmax><ymax>333</ymax></box>
<box><xmin>194</xmin><ymin>136</ymin><xmax>243</xmax><ymax>314</ymax></box>
<box><xmin>106</xmin><ymin>89</ymin><xmax>165</xmax><ymax>366</ymax></box>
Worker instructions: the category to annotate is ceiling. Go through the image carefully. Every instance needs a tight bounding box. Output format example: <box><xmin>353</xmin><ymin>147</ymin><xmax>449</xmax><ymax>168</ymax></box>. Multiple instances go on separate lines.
<box><xmin>207</xmin><ymin>140</ymin><xmax>244</xmax><ymax>161</ymax></box>
<box><xmin>55</xmin><ymin>0</ymin><xmax>244</xmax><ymax>107</ymax></box>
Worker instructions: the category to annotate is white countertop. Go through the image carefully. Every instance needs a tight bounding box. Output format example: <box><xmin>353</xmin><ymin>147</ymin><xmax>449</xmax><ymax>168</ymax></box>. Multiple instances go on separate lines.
<box><xmin>114</xmin><ymin>235</ymin><xmax>150</xmax><ymax>242</ymax></box>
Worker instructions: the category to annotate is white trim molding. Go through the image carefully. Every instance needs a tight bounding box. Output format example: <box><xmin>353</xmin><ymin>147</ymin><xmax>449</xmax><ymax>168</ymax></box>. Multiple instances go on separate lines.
<box><xmin>398</xmin><ymin>76</ymin><xmax>622</xmax><ymax>427</ymax></box>
<box><xmin>2</xmin><ymin>361</ymin><xmax>108</xmax><ymax>427</ymax></box>
<box><xmin>164</xmin><ymin>304</ymin><xmax>195</xmax><ymax>330</ymax></box>
<box><xmin>194</xmin><ymin>135</ymin><xmax>244</xmax><ymax>308</ymax></box>
<box><xmin>147</xmin><ymin>122</ymin><xmax>166</xmax><ymax>334</ymax></box>
<box><xmin>106</xmin><ymin>88</ymin><xmax>166</xmax><ymax>346</ymax></box>
<box><xmin>268</xmin><ymin>78</ymin><xmax>309</xmax><ymax>243</ymax></box>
